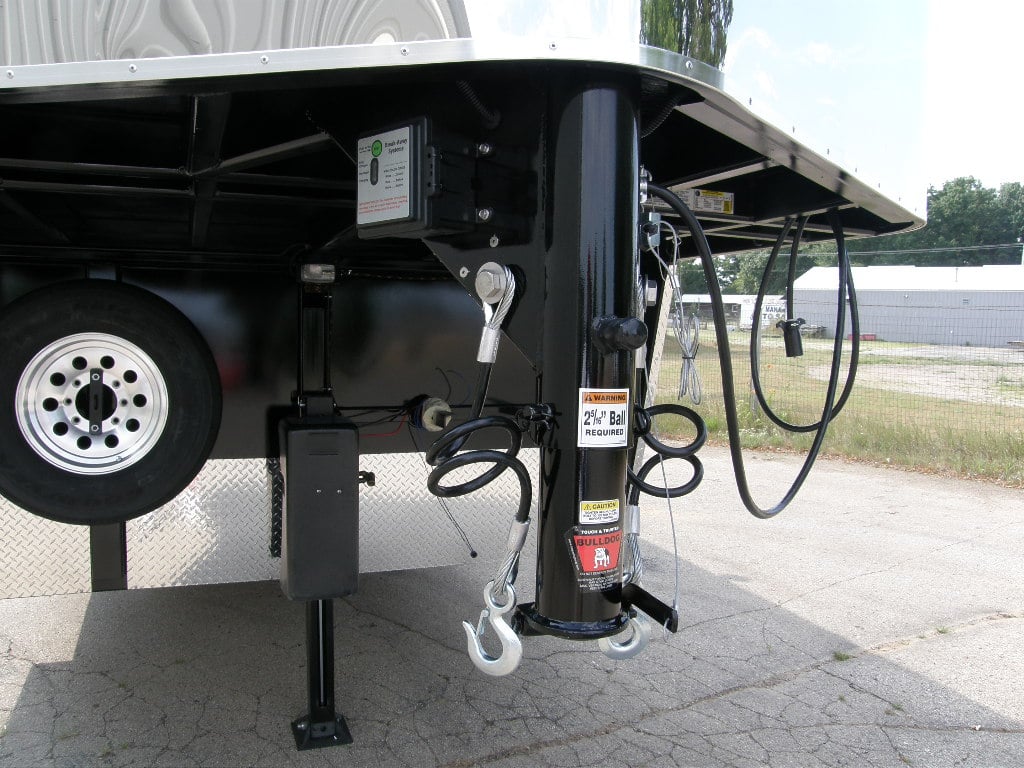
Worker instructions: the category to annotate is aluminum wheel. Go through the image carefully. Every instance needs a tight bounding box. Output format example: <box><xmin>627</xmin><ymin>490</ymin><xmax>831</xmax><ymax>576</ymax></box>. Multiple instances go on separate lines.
<box><xmin>16</xmin><ymin>332</ymin><xmax>170</xmax><ymax>475</ymax></box>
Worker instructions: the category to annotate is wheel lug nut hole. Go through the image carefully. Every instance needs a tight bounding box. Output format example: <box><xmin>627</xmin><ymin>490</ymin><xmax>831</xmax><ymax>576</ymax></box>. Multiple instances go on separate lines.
<box><xmin>72</xmin><ymin>356</ymin><xmax>87</xmax><ymax>370</ymax></box>
<box><xmin>50</xmin><ymin>373</ymin><xmax>66</xmax><ymax>386</ymax></box>
<box><xmin>123</xmin><ymin>370</ymin><xmax>138</xmax><ymax>384</ymax></box>
<box><xmin>104</xmin><ymin>435</ymin><xmax>119</xmax><ymax>448</ymax></box>
<box><xmin>133</xmin><ymin>394</ymin><xmax>147</xmax><ymax>407</ymax></box>
<box><xmin>100</xmin><ymin>356</ymin><xmax>115</xmax><ymax>369</ymax></box>
<box><xmin>42</xmin><ymin>398</ymin><xmax>59</xmax><ymax>412</ymax></box>
<box><xmin>126</xmin><ymin>419</ymin><xmax>140</xmax><ymax>432</ymax></box>
<box><xmin>76</xmin><ymin>436</ymin><xmax>91</xmax><ymax>450</ymax></box>
<box><xmin>53</xmin><ymin>422</ymin><xmax>69</xmax><ymax>436</ymax></box>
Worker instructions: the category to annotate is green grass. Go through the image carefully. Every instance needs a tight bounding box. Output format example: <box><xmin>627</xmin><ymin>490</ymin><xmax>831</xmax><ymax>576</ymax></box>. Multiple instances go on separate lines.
<box><xmin>656</xmin><ymin>330</ymin><xmax>1024</xmax><ymax>486</ymax></box>
<box><xmin>832</xmin><ymin>650</ymin><xmax>854</xmax><ymax>661</ymax></box>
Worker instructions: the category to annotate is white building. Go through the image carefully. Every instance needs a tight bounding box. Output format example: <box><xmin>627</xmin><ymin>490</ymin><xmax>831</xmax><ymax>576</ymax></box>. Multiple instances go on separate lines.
<box><xmin>792</xmin><ymin>265</ymin><xmax>1024</xmax><ymax>346</ymax></box>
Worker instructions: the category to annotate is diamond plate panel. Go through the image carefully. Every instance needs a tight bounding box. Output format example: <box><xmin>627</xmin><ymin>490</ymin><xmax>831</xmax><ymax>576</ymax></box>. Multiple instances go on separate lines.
<box><xmin>0</xmin><ymin>500</ymin><xmax>91</xmax><ymax>598</ymax></box>
<box><xmin>359</xmin><ymin>450</ymin><xmax>539</xmax><ymax>573</ymax></box>
<box><xmin>126</xmin><ymin>451</ymin><xmax>539</xmax><ymax>589</ymax></box>
<box><xmin>1</xmin><ymin>451</ymin><xmax>541</xmax><ymax>597</ymax></box>
<box><xmin>127</xmin><ymin>459</ymin><xmax>277</xmax><ymax>589</ymax></box>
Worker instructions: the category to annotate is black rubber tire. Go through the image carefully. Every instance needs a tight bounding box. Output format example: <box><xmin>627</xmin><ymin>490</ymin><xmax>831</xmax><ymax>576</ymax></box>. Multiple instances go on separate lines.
<box><xmin>0</xmin><ymin>280</ymin><xmax>222</xmax><ymax>524</ymax></box>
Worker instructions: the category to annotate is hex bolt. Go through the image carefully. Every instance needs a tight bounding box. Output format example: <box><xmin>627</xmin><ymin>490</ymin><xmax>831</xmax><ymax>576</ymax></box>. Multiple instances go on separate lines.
<box><xmin>476</xmin><ymin>207</ymin><xmax>493</xmax><ymax>223</ymax></box>
<box><xmin>260</xmin><ymin>55</ymin><xmax>269</xmax><ymax>64</ymax></box>
<box><xmin>5</xmin><ymin>70</ymin><xmax>13</xmax><ymax>79</ymax></box>
<box><xmin>459</xmin><ymin>267</ymin><xmax>470</xmax><ymax>278</ymax></box>
<box><xmin>400</xmin><ymin>47</ymin><xmax>409</xmax><ymax>56</ymax></box>
<box><xmin>128</xmin><ymin>63</ymin><xmax>137</xmax><ymax>73</ymax></box>
<box><xmin>90</xmin><ymin>425</ymin><xmax>99</xmax><ymax>433</ymax></box>
<box><xmin>489</xmin><ymin>235</ymin><xmax>500</xmax><ymax>248</ymax></box>
<box><xmin>477</xmin><ymin>142</ymin><xmax>494</xmax><ymax>157</ymax></box>
<box><xmin>475</xmin><ymin>262</ymin><xmax>509</xmax><ymax>304</ymax></box>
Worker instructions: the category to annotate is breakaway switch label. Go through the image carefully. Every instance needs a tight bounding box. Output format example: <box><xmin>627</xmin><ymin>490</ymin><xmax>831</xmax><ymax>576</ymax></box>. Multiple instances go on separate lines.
<box><xmin>566</xmin><ymin>525</ymin><xmax>622</xmax><ymax>593</ymax></box>
<box><xmin>578</xmin><ymin>388</ymin><xmax>629</xmax><ymax>448</ymax></box>
<box><xmin>356</xmin><ymin>126</ymin><xmax>411</xmax><ymax>225</ymax></box>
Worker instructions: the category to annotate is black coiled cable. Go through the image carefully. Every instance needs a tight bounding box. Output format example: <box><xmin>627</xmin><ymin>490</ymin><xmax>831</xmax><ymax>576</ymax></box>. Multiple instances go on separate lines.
<box><xmin>627</xmin><ymin>404</ymin><xmax>706</xmax><ymax>500</ymax></box>
<box><xmin>425</xmin><ymin>414</ymin><xmax>532</xmax><ymax>524</ymax></box>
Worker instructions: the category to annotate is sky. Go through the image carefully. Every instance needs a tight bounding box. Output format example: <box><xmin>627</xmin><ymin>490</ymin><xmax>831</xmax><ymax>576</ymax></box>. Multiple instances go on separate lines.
<box><xmin>722</xmin><ymin>0</ymin><xmax>1024</xmax><ymax>218</ymax></box>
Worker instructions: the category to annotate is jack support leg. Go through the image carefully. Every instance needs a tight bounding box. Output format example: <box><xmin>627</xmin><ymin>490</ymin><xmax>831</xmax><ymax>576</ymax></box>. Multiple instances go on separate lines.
<box><xmin>292</xmin><ymin>598</ymin><xmax>352</xmax><ymax>749</ymax></box>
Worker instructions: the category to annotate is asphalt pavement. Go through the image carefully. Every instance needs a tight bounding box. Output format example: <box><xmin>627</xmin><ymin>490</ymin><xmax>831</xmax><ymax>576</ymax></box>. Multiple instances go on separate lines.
<box><xmin>1</xmin><ymin>447</ymin><xmax>1022</xmax><ymax>767</ymax></box>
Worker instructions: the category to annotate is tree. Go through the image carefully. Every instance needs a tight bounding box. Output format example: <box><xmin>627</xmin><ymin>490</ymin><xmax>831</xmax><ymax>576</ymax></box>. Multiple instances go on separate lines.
<box><xmin>846</xmin><ymin>177</ymin><xmax>1022</xmax><ymax>265</ymax></box>
<box><xmin>641</xmin><ymin>0</ymin><xmax>734</xmax><ymax>68</ymax></box>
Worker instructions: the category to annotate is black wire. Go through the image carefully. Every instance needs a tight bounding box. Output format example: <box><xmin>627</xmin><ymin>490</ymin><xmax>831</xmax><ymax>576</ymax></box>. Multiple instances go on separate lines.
<box><xmin>749</xmin><ymin>215</ymin><xmax>860</xmax><ymax>433</ymax></box>
<box><xmin>628</xmin><ymin>452</ymin><xmax>704</xmax><ymax>501</ymax></box>
<box><xmin>627</xmin><ymin>403</ymin><xmax>706</xmax><ymax>500</ymax></box>
<box><xmin>425</xmin><ymin>415</ymin><xmax>532</xmax><ymax>524</ymax></box>
<box><xmin>646</xmin><ymin>182</ymin><xmax>854</xmax><ymax>519</ymax></box>
<box><xmin>423</xmin><ymin>354</ymin><xmax>532</xmax><ymax>524</ymax></box>
<box><xmin>785</xmin><ymin>216</ymin><xmax>804</xmax><ymax>319</ymax></box>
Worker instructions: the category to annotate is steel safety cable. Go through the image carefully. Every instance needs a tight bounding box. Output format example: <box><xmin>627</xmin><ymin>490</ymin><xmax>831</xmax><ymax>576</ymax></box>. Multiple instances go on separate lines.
<box><xmin>651</xmin><ymin>223</ymin><xmax>703</xmax><ymax>404</ymax></box>
<box><xmin>425</xmin><ymin>266</ymin><xmax>532</xmax><ymax>602</ymax></box>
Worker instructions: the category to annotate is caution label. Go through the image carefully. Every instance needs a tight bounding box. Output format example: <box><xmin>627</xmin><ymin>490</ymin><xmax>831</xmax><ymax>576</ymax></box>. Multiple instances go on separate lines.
<box><xmin>577</xmin><ymin>388</ymin><xmax>629</xmax><ymax>448</ymax></box>
<box><xmin>580</xmin><ymin>499</ymin><xmax>620</xmax><ymax>525</ymax></box>
<box><xmin>566</xmin><ymin>525</ymin><xmax>622</xmax><ymax>593</ymax></box>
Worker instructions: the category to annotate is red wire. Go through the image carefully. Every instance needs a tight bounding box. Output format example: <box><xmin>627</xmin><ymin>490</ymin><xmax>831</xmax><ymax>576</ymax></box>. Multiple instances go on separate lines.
<box><xmin>361</xmin><ymin>413</ymin><xmax>408</xmax><ymax>438</ymax></box>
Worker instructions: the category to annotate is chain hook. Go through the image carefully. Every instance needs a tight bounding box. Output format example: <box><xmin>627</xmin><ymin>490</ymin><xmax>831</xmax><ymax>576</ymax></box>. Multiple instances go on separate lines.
<box><xmin>462</xmin><ymin>580</ymin><xmax>523</xmax><ymax>676</ymax></box>
<box><xmin>598</xmin><ymin>615</ymin><xmax>651</xmax><ymax>660</ymax></box>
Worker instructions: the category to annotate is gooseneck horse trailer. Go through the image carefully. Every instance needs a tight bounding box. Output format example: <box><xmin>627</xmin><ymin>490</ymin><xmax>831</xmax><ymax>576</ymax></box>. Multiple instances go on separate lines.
<box><xmin>0</xmin><ymin>0</ymin><xmax>919</xmax><ymax>749</ymax></box>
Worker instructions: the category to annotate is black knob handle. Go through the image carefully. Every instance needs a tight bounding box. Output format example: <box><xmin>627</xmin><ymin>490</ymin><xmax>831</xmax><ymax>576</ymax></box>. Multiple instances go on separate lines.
<box><xmin>592</xmin><ymin>316</ymin><xmax>649</xmax><ymax>355</ymax></box>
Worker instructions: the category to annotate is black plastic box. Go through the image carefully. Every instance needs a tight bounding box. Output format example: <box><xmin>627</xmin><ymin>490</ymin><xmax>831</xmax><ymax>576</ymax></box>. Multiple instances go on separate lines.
<box><xmin>279</xmin><ymin>417</ymin><xmax>359</xmax><ymax>600</ymax></box>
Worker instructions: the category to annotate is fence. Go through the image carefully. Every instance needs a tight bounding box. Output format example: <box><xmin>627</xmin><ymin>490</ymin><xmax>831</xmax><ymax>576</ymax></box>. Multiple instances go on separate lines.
<box><xmin>656</xmin><ymin>304</ymin><xmax>1024</xmax><ymax>486</ymax></box>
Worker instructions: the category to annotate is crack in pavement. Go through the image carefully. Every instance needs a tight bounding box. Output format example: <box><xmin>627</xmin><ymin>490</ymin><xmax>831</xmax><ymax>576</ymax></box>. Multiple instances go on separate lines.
<box><xmin>432</xmin><ymin>612</ymin><xmax>1024</xmax><ymax>767</ymax></box>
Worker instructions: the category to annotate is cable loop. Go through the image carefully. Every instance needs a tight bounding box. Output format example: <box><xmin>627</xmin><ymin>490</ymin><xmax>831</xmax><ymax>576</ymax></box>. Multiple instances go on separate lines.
<box><xmin>634</xmin><ymin>403</ymin><xmax>707</xmax><ymax>458</ymax></box>
<box><xmin>628</xmin><ymin>453</ymin><xmax>704</xmax><ymax>500</ymax></box>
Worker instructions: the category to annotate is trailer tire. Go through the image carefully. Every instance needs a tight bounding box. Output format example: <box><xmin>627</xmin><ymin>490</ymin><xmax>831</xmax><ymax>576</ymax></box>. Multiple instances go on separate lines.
<box><xmin>0</xmin><ymin>280</ymin><xmax>222</xmax><ymax>524</ymax></box>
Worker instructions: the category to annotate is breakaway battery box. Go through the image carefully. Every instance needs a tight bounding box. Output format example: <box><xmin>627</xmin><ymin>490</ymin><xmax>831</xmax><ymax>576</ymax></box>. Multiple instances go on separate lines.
<box><xmin>356</xmin><ymin>118</ymin><xmax>476</xmax><ymax>239</ymax></box>
<box><xmin>279</xmin><ymin>416</ymin><xmax>359</xmax><ymax>601</ymax></box>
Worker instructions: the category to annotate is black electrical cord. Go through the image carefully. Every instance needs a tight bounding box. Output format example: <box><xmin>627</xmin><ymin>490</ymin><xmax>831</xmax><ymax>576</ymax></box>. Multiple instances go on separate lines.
<box><xmin>749</xmin><ymin>216</ymin><xmax>861</xmax><ymax>433</ymax></box>
<box><xmin>646</xmin><ymin>182</ymin><xmax>854</xmax><ymax>519</ymax></box>
<box><xmin>425</xmin><ymin>360</ymin><xmax>532</xmax><ymax>525</ymax></box>
<box><xmin>627</xmin><ymin>404</ymin><xmax>706</xmax><ymax>499</ymax></box>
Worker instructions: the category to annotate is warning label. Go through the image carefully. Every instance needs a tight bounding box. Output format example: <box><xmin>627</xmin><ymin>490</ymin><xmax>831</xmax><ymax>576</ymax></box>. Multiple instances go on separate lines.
<box><xmin>566</xmin><ymin>525</ymin><xmax>622</xmax><ymax>593</ymax></box>
<box><xmin>580</xmin><ymin>499</ymin><xmax>620</xmax><ymax>525</ymax></box>
<box><xmin>578</xmin><ymin>388</ymin><xmax>630</xmax><ymax>448</ymax></box>
<box><xmin>677</xmin><ymin>187</ymin><xmax>735</xmax><ymax>215</ymax></box>
<box><xmin>356</xmin><ymin>126</ymin><xmax>412</xmax><ymax>225</ymax></box>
